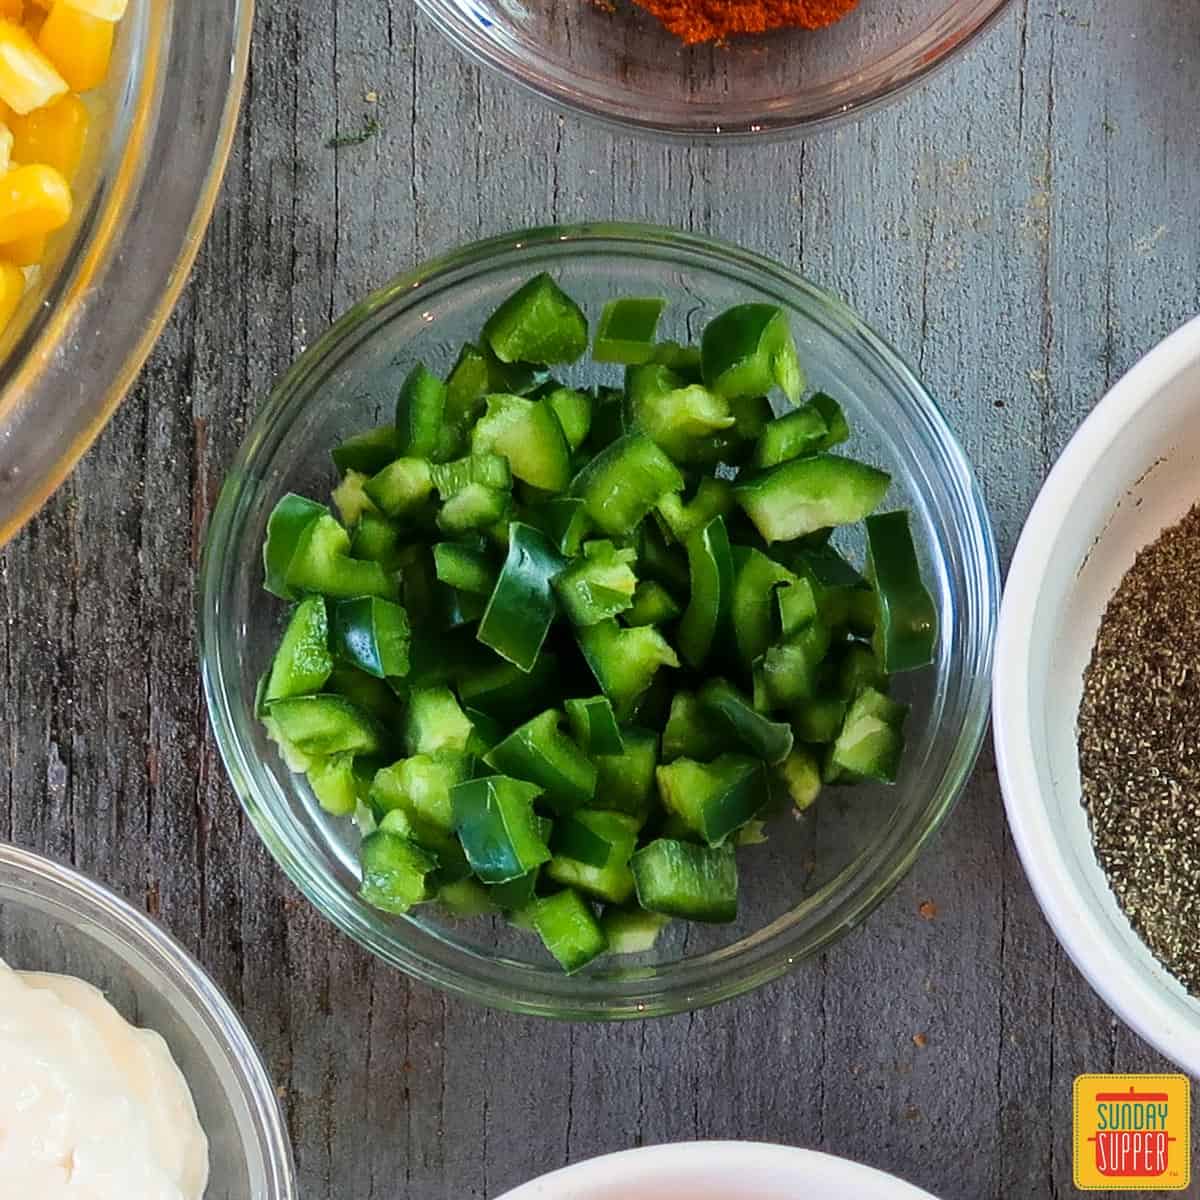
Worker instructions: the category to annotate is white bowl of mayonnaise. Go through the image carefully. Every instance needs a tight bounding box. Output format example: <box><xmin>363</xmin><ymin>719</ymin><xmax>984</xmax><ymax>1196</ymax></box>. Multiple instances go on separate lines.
<box><xmin>0</xmin><ymin>843</ymin><xmax>296</xmax><ymax>1199</ymax></box>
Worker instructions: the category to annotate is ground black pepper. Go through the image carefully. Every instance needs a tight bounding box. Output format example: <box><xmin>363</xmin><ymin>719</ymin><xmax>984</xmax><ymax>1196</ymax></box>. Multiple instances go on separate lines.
<box><xmin>1078</xmin><ymin>505</ymin><xmax>1200</xmax><ymax>995</ymax></box>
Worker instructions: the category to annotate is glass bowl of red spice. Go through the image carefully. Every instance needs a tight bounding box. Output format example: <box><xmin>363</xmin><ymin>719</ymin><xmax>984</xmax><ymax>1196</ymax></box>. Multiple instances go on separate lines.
<box><xmin>415</xmin><ymin>0</ymin><xmax>1011</xmax><ymax>136</ymax></box>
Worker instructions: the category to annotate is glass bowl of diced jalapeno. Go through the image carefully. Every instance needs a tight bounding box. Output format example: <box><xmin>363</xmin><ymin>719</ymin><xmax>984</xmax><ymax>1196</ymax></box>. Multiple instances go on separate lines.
<box><xmin>200</xmin><ymin>223</ymin><xmax>999</xmax><ymax>1019</ymax></box>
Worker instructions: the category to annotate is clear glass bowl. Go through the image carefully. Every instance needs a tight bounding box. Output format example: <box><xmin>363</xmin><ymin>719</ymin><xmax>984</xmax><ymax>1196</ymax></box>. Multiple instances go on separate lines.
<box><xmin>416</xmin><ymin>0</ymin><xmax>1011</xmax><ymax>137</ymax></box>
<box><xmin>0</xmin><ymin>0</ymin><xmax>252</xmax><ymax>546</ymax></box>
<box><xmin>0</xmin><ymin>843</ymin><xmax>296</xmax><ymax>1199</ymax></box>
<box><xmin>200</xmin><ymin>223</ymin><xmax>998</xmax><ymax>1019</ymax></box>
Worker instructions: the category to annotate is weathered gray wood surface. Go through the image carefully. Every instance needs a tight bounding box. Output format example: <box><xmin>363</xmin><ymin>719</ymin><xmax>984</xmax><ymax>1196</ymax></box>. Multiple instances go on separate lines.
<box><xmin>3</xmin><ymin>0</ymin><xmax>1200</xmax><ymax>1196</ymax></box>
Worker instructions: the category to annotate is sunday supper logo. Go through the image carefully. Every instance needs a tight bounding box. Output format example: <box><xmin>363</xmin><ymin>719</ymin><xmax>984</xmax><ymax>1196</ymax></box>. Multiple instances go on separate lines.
<box><xmin>1073</xmin><ymin>1075</ymin><xmax>1191</xmax><ymax>1190</ymax></box>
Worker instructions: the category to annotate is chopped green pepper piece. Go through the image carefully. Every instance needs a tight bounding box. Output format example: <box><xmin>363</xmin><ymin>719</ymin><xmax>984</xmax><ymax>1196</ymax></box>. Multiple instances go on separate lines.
<box><xmin>592</xmin><ymin>726</ymin><xmax>658</xmax><ymax>822</ymax></box>
<box><xmin>577</xmin><ymin>619</ymin><xmax>680</xmax><ymax>718</ymax></box>
<box><xmin>263</xmin><ymin>494</ymin><xmax>328</xmax><ymax>598</ymax></box>
<box><xmin>350</xmin><ymin>513</ymin><xmax>404</xmax><ymax>571</ymax></box>
<box><xmin>445</xmin><ymin>341</ymin><xmax>544</xmax><ymax>428</ymax></box>
<box><xmin>777</xmin><ymin>746</ymin><xmax>822</xmax><ymax>811</ymax></box>
<box><xmin>527</xmin><ymin>496</ymin><xmax>591</xmax><ymax>556</ymax></box>
<box><xmin>760</xmin><ymin>620</ymin><xmax>832</xmax><ymax>708</ymax></box>
<box><xmin>457</xmin><ymin>652</ymin><xmax>560</xmax><ymax>723</ymax></box>
<box><xmin>790</xmin><ymin>542</ymin><xmax>873</xmax><ymax>635</ymax></box>
<box><xmin>331</xmin><ymin>425</ymin><xmax>403</xmax><ymax>477</ymax></box>
<box><xmin>331</xmin><ymin>596</ymin><xmax>411</xmax><ymax>680</ymax></box>
<box><xmin>827</xmin><ymin>686</ymin><xmax>909</xmax><ymax>784</ymax></box>
<box><xmin>431</xmin><ymin>453</ymin><xmax>513</xmax><ymax>499</ymax></box>
<box><xmin>626</xmin><ymin>363</ymin><xmax>735</xmax><ymax>463</ymax></box>
<box><xmin>483</xmin><ymin>273</ymin><xmax>588</xmax><ymax>365</ymax></box>
<box><xmin>477</xmin><ymin>522</ymin><xmax>566</xmax><ymax>672</ymax></box>
<box><xmin>403</xmin><ymin>687</ymin><xmax>473</xmax><ymax>755</ymax></box>
<box><xmin>369</xmin><ymin>750</ymin><xmax>470</xmax><ymax>834</ymax></box>
<box><xmin>656</xmin><ymin>753</ymin><xmax>765</xmax><ymax>846</ymax></box>
<box><xmin>698</xmin><ymin>678</ymin><xmax>793</xmax><ymax>765</ymax></box>
<box><xmin>750</xmin><ymin>392</ymin><xmax>849</xmax><ymax>469</ymax></box>
<box><xmin>625</xmin><ymin>580</ymin><xmax>682</xmax><ymax>627</ymax></box>
<box><xmin>359</xmin><ymin>830</ymin><xmax>438</xmax><ymax>914</ymax></box>
<box><xmin>307</xmin><ymin>753</ymin><xmax>360</xmax><ymax>816</ymax></box>
<box><xmin>530</xmin><ymin>889</ymin><xmax>608</xmax><ymax>974</ymax></box>
<box><xmin>735</xmin><ymin>454</ymin><xmax>891</xmax><ymax>543</ymax></box>
<box><xmin>791</xmin><ymin>695</ymin><xmax>849</xmax><ymax>745</ymax></box>
<box><xmin>437</xmin><ymin>877</ymin><xmax>496</xmax><ymax>918</ymax></box>
<box><xmin>437</xmin><ymin>483</ymin><xmax>510</xmax><ymax>535</ymax></box>
<box><xmin>564</xmin><ymin>696</ymin><xmax>625</xmax><ymax>756</ymax></box>
<box><xmin>662</xmin><ymin>690</ymin><xmax>727</xmax><ymax>762</ymax></box>
<box><xmin>471</xmin><ymin>394</ymin><xmax>573</xmax><ymax>492</ymax></box>
<box><xmin>729</xmin><ymin>545</ymin><xmax>797</xmax><ymax>669</ymax></box>
<box><xmin>571</xmin><ymin>433</ymin><xmax>685</xmax><ymax>538</ymax></box>
<box><xmin>601</xmin><ymin>908</ymin><xmax>670</xmax><ymax>954</ymax></box>
<box><xmin>365</xmin><ymin>457</ymin><xmax>435</xmax><ymax>520</ymax></box>
<box><xmin>331</xmin><ymin>470</ymin><xmax>379</xmax><ymax>527</ymax></box>
<box><xmin>554</xmin><ymin>539</ymin><xmax>638</xmax><ymax>626</ymax></box>
<box><xmin>865</xmin><ymin>510</ymin><xmax>937</xmax><ymax>673</ymax></box>
<box><xmin>678</xmin><ymin>515</ymin><xmax>734</xmax><ymax>669</ymax></box>
<box><xmin>265</xmin><ymin>596</ymin><xmax>332</xmax><ymax>702</ymax></box>
<box><xmin>547</xmin><ymin>810</ymin><xmax>640</xmax><ymax>903</ymax></box>
<box><xmin>701</xmin><ymin>303</ymin><xmax>804</xmax><ymax>404</ymax></box>
<box><xmin>837</xmin><ymin>641</ymin><xmax>888</xmax><ymax>698</ymax></box>
<box><xmin>451</xmin><ymin>774</ymin><xmax>551</xmax><ymax>884</ymax></box>
<box><xmin>433</xmin><ymin>542</ymin><xmax>498</xmax><ymax>595</ymax></box>
<box><xmin>265</xmin><ymin>694</ymin><xmax>384</xmax><ymax>756</ymax></box>
<box><xmin>593</xmin><ymin>297</ymin><xmax>666</xmax><ymax>364</ymax></box>
<box><xmin>631</xmin><ymin>838</ymin><xmax>737</xmax><ymax>923</ymax></box>
<box><xmin>543</xmin><ymin>387</ymin><xmax>592</xmax><ymax>452</ymax></box>
<box><xmin>395</xmin><ymin>363</ymin><xmax>448</xmax><ymax>460</ymax></box>
<box><xmin>327</xmin><ymin>662</ymin><xmax>405</xmax><ymax>731</ymax></box>
<box><xmin>656</xmin><ymin>477</ymin><xmax>735</xmax><ymax>543</ymax></box>
<box><xmin>487</xmin><ymin>868</ymin><xmax>540</xmax><ymax>912</ymax></box>
<box><xmin>484</xmin><ymin>708</ymin><xmax>597</xmax><ymax>815</ymax></box>
<box><xmin>637</xmin><ymin>520</ymin><xmax>691</xmax><ymax>595</ymax></box>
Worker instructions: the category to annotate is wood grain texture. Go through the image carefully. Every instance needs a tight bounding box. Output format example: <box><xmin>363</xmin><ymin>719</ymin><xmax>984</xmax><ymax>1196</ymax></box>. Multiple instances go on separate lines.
<box><xmin>3</xmin><ymin>0</ymin><xmax>1200</xmax><ymax>1196</ymax></box>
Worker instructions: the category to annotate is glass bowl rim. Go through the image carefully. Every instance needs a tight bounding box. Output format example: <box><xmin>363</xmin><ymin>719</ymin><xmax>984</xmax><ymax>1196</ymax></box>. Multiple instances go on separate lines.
<box><xmin>0</xmin><ymin>0</ymin><xmax>255</xmax><ymax>549</ymax></box>
<box><xmin>200</xmin><ymin>221</ymin><xmax>999</xmax><ymax>1020</ymax></box>
<box><xmin>413</xmin><ymin>0</ymin><xmax>1014</xmax><ymax>139</ymax></box>
<box><xmin>0</xmin><ymin>841</ymin><xmax>298</xmax><ymax>1196</ymax></box>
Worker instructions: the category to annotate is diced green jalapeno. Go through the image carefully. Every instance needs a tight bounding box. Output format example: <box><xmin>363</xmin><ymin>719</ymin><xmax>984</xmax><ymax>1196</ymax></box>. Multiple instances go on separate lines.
<box><xmin>865</xmin><ymin>510</ymin><xmax>937</xmax><ymax>673</ymax></box>
<box><xmin>701</xmin><ymin>303</ymin><xmax>804</xmax><ymax>404</ymax></box>
<box><xmin>577</xmin><ymin>619</ymin><xmax>679</xmax><ymax>718</ymax></box>
<box><xmin>484</xmin><ymin>709</ymin><xmax>597</xmax><ymax>815</ymax></box>
<box><xmin>451</xmin><ymin>774</ymin><xmax>551</xmax><ymax>884</ymax></box>
<box><xmin>656</xmin><ymin>753</ymin><xmax>765</xmax><ymax>846</ymax></box>
<box><xmin>571</xmin><ymin>433</ymin><xmax>685</xmax><ymax>538</ymax></box>
<box><xmin>359</xmin><ymin>830</ymin><xmax>438</xmax><ymax>914</ymax></box>
<box><xmin>554</xmin><ymin>539</ymin><xmax>638</xmax><ymax>626</ymax></box>
<box><xmin>331</xmin><ymin>596</ymin><xmax>411</xmax><ymax>680</ymax></box>
<box><xmin>564</xmin><ymin>696</ymin><xmax>625</xmax><ymax>756</ymax></box>
<box><xmin>734</xmin><ymin>454</ymin><xmax>891</xmax><ymax>543</ymax></box>
<box><xmin>678</xmin><ymin>516</ymin><xmax>734</xmax><ymax>669</ymax></box>
<box><xmin>625</xmin><ymin>580</ymin><xmax>682</xmax><ymax>627</ymax></box>
<box><xmin>395</xmin><ymin>363</ymin><xmax>448</xmax><ymax>460</ymax></box>
<box><xmin>265</xmin><ymin>694</ymin><xmax>384</xmax><ymax>757</ymax></box>
<box><xmin>547</xmin><ymin>810</ymin><xmax>641</xmax><ymax>904</ymax></box>
<box><xmin>750</xmin><ymin>392</ymin><xmax>849</xmax><ymax>469</ymax></box>
<box><xmin>530</xmin><ymin>889</ymin><xmax>608</xmax><ymax>974</ymax></box>
<box><xmin>265</xmin><ymin>596</ymin><xmax>332</xmax><ymax>702</ymax></box>
<box><xmin>331</xmin><ymin>425</ymin><xmax>403</xmax><ymax>477</ymax></box>
<box><xmin>698</xmin><ymin>678</ymin><xmax>793</xmax><ymax>764</ymax></box>
<box><xmin>483</xmin><ymin>273</ymin><xmax>588</xmax><ymax>365</ymax></box>
<box><xmin>471</xmin><ymin>394</ymin><xmax>573</xmax><ymax>492</ymax></box>
<box><xmin>631</xmin><ymin>838</ymin><xmax>737</xmax><ymax>923</ymax></box>
<box><xmin>477</xmin><ymin>522</ymin><xmax>566</xmax><ymax>672</ymax></box>
<box><xmin>593</xmin><ymin>297</ymin><xmax>666</xmax><ymax>364</ymax></box>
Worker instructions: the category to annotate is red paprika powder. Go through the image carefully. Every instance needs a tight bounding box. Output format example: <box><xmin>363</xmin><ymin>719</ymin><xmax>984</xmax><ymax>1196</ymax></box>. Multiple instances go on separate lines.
<box><xmin>635</xmin><ymin>0</ymin><xmax>858</xmax><ymax>44</ymax></box>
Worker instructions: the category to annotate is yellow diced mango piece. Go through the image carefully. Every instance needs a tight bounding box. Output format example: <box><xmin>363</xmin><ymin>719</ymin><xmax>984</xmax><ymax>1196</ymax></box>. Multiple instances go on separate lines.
<box><xmin>0</xmin><ymin>162</ymin><xmax>69</xmax><ymax>241</ymax></box>
<box><xmin>0</xmin><ymin>19</ymin><xmax>65</xmax><ymax>113</ymax></box>
<box><xmin>64</xmin><ymin>0</ymin><xmax>123</xmax><ymax>17</ymax></box>
<box><xmin>0</xmin><ymin>123</ymin><xmax>12</xmax><ymax>173</ymax></box>
<box><xmin>3</xmin><ymin>229</ymin><xmax>42</xmax><ymax>264</ymax></box>
<box><xmin>38</xmin><ymin>2</ymin><xmax>110</xmax><ymax>92</ymax></box>
<box><xmin>0</xmin><ymin>1</ymin><xmax>23</xmax><ymax>21</ymax></box>
<box><xmin>0</xmin><ymin>258</ymin><xmax>25</xmax><ymax>331</ymax></box>
<box><xmin>9</xmin><ymin>91</ymin><xmax>86</xmax><ymax>176</ymax></box>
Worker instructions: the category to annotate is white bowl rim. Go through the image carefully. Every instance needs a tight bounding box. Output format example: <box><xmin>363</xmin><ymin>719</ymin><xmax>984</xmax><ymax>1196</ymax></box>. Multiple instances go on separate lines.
<box><xmin>494</xmin><ymin>1141</ymin><xmax>940</xmax><ymax>1198</ymax></box>
<box><xmin>993</xmin><ymin>314</ymin><xmax>1200</xmax><ymax>1076</ymax></box>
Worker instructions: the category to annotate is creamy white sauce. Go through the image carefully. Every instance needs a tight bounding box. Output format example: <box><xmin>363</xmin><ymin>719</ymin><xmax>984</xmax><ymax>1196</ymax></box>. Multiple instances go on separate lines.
<box><xmin>0</xmin><ymin>958</ymin><xmax>210</xmax><ymax>1198</ymax></box>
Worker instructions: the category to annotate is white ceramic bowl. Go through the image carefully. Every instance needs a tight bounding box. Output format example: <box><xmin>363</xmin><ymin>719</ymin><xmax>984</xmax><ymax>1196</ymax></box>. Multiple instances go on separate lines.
<box><xmin>495</xmin><ymin>1142</ymin><xmax>939</xmax><ymax>1199</ymax></box>
<box><xmin>993</xmin><ymin>316</ymin><xmax>1200</xmax><ymax>1076</ymax></box>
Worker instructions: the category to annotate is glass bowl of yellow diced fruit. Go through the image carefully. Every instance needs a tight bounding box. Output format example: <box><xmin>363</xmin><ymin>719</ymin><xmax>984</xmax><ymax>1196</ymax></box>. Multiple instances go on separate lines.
<box><xmin>0</xmin><ymin>0</ymin><xmax>251</xmax><ymax>545</ymax></box>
